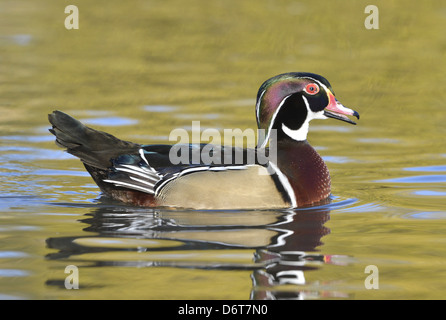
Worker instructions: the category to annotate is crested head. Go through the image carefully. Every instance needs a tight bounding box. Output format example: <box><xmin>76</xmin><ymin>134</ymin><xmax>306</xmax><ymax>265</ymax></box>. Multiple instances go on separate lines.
<box><xmin>255</xmin><ymin>72</ymin><xmax>359</xmax><ymax>147</ymax></box>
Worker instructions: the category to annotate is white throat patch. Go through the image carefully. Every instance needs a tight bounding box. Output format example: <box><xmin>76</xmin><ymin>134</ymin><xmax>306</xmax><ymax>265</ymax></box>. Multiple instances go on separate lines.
<box><xmin>281</xmin><ymin>95</ymin><xmax>325</xmax><ymax>141</ymax></box>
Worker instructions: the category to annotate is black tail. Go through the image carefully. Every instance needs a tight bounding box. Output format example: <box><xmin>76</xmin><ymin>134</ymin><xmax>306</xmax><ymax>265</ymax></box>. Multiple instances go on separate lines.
<box><xmin>48</xmin><ymin>110</ymin><xmax>140</xmax><ymax>170</ymax></box>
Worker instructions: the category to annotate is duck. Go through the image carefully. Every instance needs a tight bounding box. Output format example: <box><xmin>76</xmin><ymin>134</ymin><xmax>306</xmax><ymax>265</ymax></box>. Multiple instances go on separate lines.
<box><xmin>48</xmin><ymin>72</ymin><xmax>359</xmax><ymax>209</ymax></box>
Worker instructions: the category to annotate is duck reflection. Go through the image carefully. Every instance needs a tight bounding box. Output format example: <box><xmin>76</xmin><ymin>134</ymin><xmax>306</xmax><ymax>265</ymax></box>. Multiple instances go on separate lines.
<box><xmin>46</xmin><ymin>200</ymin><xmax>350</xmax><ymax>299</ymax></box>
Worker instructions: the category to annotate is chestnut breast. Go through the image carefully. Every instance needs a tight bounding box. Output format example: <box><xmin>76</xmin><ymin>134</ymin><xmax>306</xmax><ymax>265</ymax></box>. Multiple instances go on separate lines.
<box><xmin>276</xmin><ymin>139</ymin><xmax>331</xmax><ymax>207</ymax></box>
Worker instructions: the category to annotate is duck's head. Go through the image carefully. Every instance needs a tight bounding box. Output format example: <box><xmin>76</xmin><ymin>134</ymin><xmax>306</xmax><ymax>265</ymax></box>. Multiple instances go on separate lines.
<box><xmin>256</xmin><ymin>72</ymin><xmax>359</xmax><ymax>147</ymax></box>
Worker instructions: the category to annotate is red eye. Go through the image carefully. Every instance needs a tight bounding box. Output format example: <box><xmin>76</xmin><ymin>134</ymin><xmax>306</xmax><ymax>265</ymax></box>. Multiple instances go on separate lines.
<box><xmin>305</xmin><ymin>83</ymin><xmax>319</xmax><ymax>95</ymax></box>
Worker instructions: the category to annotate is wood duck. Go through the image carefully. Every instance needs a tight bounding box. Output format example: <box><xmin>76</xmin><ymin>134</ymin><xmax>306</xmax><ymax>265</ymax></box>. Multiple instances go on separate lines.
<box><xmin>48</xmin><ymin>72</ymin><xmax>359</xmax><ymax>209</ymax></box>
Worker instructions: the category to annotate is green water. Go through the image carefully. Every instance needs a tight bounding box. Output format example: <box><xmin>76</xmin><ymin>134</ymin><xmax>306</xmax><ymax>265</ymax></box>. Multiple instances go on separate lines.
<box><xmin>1</xmin><ymin>0</ymin><xmax>445</xmax><ymax>299</ymax></box>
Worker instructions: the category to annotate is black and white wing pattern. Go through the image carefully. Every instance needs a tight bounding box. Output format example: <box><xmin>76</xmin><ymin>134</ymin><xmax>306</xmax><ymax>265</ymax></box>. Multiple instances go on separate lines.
<box><xmin>102</xmin><ymin>144</ymin><xmax>269</xmax><ymax>196</ymax></box>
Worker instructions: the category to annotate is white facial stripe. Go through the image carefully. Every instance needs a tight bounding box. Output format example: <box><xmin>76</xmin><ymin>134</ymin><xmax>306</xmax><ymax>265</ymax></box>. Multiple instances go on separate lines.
<box><xmin>260</xmin><ymin>77</ymin><xmax>332</xmax><ymax>146</ymax></box>
<box><xmin>308</xmin><ymin>78</ymin><xmax>334</xmax><ymax>106</ymax></box>
<box><xmin>281</xmin><ymin>96</ymin><xmax>325</xmax><ymax>141</ymax></box>
<box><xmin>282</xmin><ymin>122</ymin><xmax>309</xmax><ymax>141</ymax></box>
<box><xmin>255</xmin><ymin>89</ymin><xmax>266</xmax><ymax>126</ymax></box>
<box><xmin>260</xmin><ymin>93</ymin><xmax>293</xmax><ymax>148</ymax></box>
<box><xmin>312</xmin><ymin>79</ymin><xmax>328</xmax><ymax>92</ymax></box>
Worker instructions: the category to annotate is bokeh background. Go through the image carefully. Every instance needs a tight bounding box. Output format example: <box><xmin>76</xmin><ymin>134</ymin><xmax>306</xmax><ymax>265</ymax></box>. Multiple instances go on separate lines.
<box><xmin>0</xmin><ymin>0</ymin><xmax>445</xmax><ymax>299</ymax></box>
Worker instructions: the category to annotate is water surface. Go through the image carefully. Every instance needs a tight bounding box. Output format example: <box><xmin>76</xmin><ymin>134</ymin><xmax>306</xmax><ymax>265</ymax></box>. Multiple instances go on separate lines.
<box><xmin>0</xmin><ymin>0</ymin><xmax>445</xmax><ymax>299</ymax></box>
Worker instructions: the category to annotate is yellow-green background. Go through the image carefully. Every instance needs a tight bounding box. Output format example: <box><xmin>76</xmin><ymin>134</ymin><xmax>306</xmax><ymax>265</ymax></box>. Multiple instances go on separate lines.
<box><xmin>0</xmin><ymin>0</ymin><xmax>445</xmax><ymax>299</ymax></box>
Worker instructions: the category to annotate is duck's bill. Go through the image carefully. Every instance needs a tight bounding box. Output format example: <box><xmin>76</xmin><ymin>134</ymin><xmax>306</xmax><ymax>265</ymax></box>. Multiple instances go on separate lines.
<box><xmin>324</xmin><ymin>99</ymin><xmax>360</xmax><ymax>125</ymax></box>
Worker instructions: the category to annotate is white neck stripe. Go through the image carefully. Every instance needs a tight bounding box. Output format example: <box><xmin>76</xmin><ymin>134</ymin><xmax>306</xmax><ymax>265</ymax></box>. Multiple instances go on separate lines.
<box><xmin>282</xmin><ymin>122</ymin><xmax>309</xmax><ymax>141</ymax></box>
<box><xmin>281</xmin><ymin>95</ymin><xmax>326</xmax><ymax>142</ymax></box>
<box><xmin>268</xmin><ymin>162</ymin><xmax>297</xmax><ymax>207</ymax></box>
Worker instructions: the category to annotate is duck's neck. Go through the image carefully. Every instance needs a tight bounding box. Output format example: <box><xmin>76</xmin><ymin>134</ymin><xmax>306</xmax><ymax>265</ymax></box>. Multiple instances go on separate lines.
<box><xmin>271</xmin><ymin>137</ymin><xmax>331</xmax><ymax>207</ymax></box>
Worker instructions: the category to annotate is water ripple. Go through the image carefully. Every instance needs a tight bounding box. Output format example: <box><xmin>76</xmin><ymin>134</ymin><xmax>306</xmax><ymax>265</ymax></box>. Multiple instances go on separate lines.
<box><xmin>412</xmin><ymin>190</ymin><xmax>446</xmax><ymax>196</ymax></box>
<box><xmin>82</xmin><ymin>117</ymin><xmax>138</xmax><ymax>126</ymax></box>
<box><xmin>323</xmin><ymin>156</ymin><xmax>354</xmax><ymax>163</ymax></box>
<box><xmin>0</xmin><ymin>146</ymin><xmax>72</xmax><ymax>161</ymax></box>
<box><xmin>0</xmin><ymin>251</ymin><xmax>29</xmax><ymax>259</ymax></box>
<box><xmin>379</xmin><ymin>175</ymin><xmax>446</xmax><ymax>183</ymax></box>
<box><xmin>403</xmin><ymin>211</ymin><xmax>446</xmax><ymax>220</ymax></box>
<box><xmin>0</xmin><ymin>269</ymin><xmax>30</xmax><ymax>277</ymax></box>
<box><xmin>143</xmin><ymin>105</ymin><xmax>178</xmax><ymax>112</ymax></box>
<box><xmin>404</xmin><ymin>165</ymin><xmax>446</xmax><ymax>172</ymax></box>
